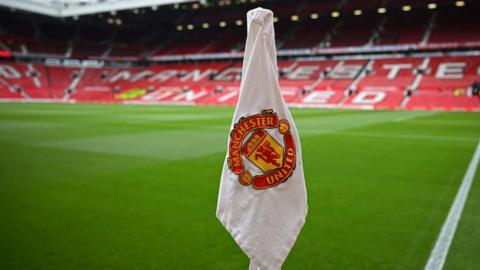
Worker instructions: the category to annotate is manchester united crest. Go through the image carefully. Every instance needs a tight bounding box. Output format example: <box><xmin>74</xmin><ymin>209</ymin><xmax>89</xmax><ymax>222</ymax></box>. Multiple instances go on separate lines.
<box><xmin>227</xmin><ymin>109</ymin><xmax>296</xmax><ymax>189</ymax></box>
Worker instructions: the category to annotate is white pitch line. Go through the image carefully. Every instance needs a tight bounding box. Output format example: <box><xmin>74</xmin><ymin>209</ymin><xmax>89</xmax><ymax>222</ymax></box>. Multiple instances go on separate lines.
<box><xmin>334</xmin><ymin>131</ymin><xmax>477</xmax><ymax>143</ymax></box>
<box><xmin>424</xmin><ymin>138</ymin><xmax>480</xmax><ymax>270</ymax></box>
<box><xmin>393</xmin><ymin>112</ymin><xmax>439</xmax><ymax>122</ymax></box>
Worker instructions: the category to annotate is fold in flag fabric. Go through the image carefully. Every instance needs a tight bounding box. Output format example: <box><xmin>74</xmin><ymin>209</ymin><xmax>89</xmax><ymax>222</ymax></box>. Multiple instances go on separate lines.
<box><xmin>216</xmin><ymin>7</ymin><xmax>308</xmax><ymax>270</ymax></box>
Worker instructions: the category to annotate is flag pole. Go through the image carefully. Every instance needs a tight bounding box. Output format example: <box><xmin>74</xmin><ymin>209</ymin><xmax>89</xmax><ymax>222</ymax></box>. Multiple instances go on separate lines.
<box><xmin>249</xmin><ymin>260</ymin><xmax>260</xmax><ymax>270</ymax></box>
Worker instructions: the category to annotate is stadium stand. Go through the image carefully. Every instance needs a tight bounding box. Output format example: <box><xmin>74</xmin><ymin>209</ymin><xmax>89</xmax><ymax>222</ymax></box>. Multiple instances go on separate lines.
<box><xmin>0</xmin><ymin>0</ymin><xmax>479</xmax><ymax>111</ymax></box>
<box><xmin>428</xmin><ymin>7</ymin><xmax>480</xmax><ymax>44</ymax></box>
<box><xmin>1</xmin><ymin>55</ymin><xmax>478</xmax><ymax>111</ymax></box>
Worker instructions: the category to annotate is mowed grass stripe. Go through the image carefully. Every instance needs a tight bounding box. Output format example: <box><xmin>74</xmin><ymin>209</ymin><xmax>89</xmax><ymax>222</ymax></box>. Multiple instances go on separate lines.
<box><xmin>36</xmin><ymin>130</ymin><xmax>229</xmax><ymax>160</ymax></box>
<box><xmin>334</xmin><ymin>131</ymin><xmax>478</xmax><ymax>143</ymax></box>
<box><xmin>296</xmin><ymin>110</ymin><xmax>432</xmax><ymax>136</ymax></box>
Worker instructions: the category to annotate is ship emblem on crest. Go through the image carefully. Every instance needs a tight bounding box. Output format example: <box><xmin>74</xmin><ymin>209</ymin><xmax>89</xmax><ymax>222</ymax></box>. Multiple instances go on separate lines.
<box><xmin>227</xmin><ymin>109</ymin><xmax>296</xmax><ymax>189</ymax></box>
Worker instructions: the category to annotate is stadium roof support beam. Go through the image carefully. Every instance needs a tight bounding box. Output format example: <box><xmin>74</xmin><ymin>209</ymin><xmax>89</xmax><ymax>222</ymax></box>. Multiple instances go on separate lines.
<box><xmin>0</xmin><ymin>0</ymin><xmax>194</xmax><ymax>18</ymax></box>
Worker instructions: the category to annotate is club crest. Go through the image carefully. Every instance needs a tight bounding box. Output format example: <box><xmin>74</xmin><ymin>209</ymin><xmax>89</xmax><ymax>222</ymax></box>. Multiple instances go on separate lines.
<box><xmin>227</xmin><ymin>109</ymin><xmax>296</xmax><ymax>189</ymax></box>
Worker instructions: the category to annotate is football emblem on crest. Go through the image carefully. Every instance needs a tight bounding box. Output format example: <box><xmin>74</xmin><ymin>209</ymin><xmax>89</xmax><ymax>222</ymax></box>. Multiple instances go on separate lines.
<box><xmin>227</xmin><ymin>109</ymin><xmax>296</xmax><ymax>189</ymax></box>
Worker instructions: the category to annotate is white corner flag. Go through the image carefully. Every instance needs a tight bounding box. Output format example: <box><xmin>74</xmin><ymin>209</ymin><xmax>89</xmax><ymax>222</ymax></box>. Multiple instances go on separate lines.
<box><xmin>216</xmin><ymin>7</ymin><xmax>308</xmax><ymax>270</ymax></box>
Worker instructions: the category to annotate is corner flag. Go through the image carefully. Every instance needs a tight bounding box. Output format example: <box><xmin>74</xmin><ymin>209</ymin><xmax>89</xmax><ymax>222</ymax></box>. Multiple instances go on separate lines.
<box><xmin>216</xmin><ymin>7</ymin><xmax>308</xmax><ymax>270</ymax></box>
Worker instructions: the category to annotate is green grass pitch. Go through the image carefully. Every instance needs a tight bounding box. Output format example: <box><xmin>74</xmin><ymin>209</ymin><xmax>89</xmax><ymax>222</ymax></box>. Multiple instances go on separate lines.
<box><xmin>0</xmin><ymin>103</ymin><xmax>479</xmax><ymax>270</ymax></box>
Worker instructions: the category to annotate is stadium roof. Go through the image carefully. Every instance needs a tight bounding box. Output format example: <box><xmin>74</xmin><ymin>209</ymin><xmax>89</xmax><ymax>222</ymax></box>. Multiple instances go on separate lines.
<box><xmin>0</xmin><ymin>0</ymin><xmax>194</xmax><ymax>17</ymax></box>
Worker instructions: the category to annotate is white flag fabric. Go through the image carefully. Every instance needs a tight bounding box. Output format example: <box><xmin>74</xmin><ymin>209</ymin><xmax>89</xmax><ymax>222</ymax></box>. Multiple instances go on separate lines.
<box><xmin>216</xmin><ymin>7</ymin><xmax>308</xmax><ymax>270</ymax></box>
